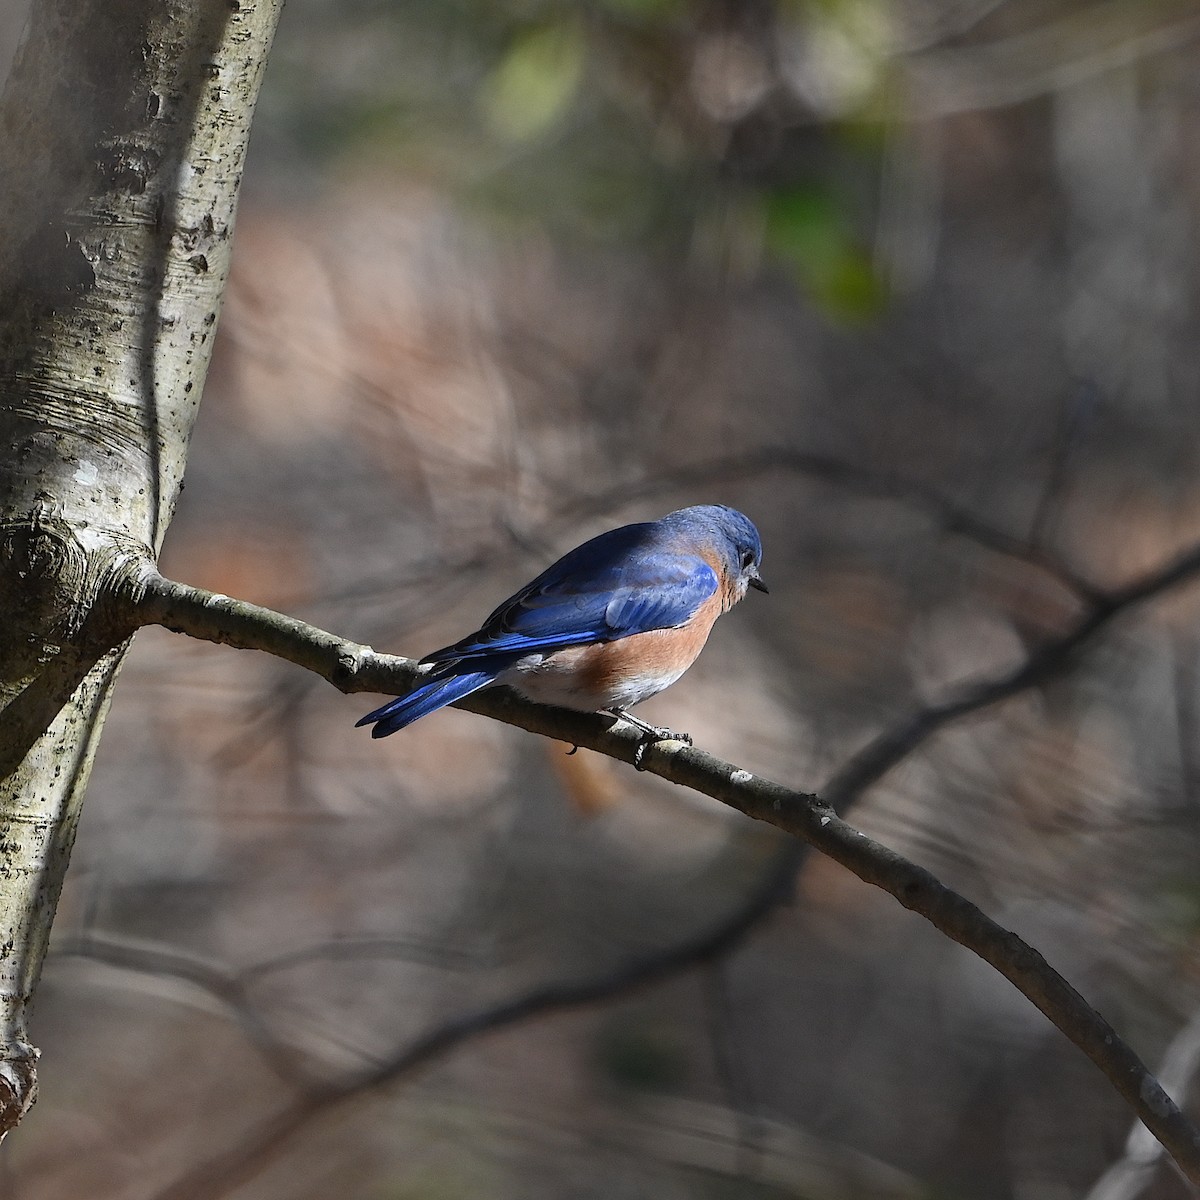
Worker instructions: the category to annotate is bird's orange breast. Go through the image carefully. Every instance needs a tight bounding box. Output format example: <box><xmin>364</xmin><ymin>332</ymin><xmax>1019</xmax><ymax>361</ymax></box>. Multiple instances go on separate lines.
<box><xmin>507</xmin><ymin>587</ymin><xmax>724</xmax><ymax>711</ymax></box>
<box><xmin>580</xmin><ymin>591</ymin><xmax>721</xmax><ymax>693</ymax></box>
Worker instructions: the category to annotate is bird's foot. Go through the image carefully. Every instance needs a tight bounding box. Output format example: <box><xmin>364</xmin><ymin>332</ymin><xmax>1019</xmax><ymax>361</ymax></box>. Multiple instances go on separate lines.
<box><xmin>607</xmin><ymin>708</ymin><xmax>692</xmax><ymax>770</ymax></box>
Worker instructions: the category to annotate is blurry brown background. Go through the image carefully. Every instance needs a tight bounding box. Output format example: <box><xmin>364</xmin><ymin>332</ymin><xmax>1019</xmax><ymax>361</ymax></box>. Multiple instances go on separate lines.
<box><xmin>5</xmin><ymin>1</ymin><xmax>1200</xmax><ymax>1197</ymax></box>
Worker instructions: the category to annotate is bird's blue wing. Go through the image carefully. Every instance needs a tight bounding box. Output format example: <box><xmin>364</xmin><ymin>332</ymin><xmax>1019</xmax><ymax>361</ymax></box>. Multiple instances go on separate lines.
<box><xmin>356</xmin><ymin>666</ymin><xmax>503</xmax><ymax>736</ymax></box>
<box><xmin>422</xmin><ymin>523</ymin><xmax>719</xmax><ymax>663</ymax></box>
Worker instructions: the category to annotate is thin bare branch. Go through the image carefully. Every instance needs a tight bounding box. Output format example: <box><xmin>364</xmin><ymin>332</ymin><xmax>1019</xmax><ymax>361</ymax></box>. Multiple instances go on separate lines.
<box><xmin>825</xmin><ymin>538</ymin><xmax>1200</xmax><ymax>808</ymax></box>
<box><xmin>51</xmin><ymin>932</ymin><xmax>315</xmax><ymax>1091</ymax></box>
<box><xmin>1085</xmin><ymin>1000</ymin><xmax>1200</xmax><ymax>1200</ymax></box>
<box><xmin>125</xmin><ymin>557</ymin><xmax>1200</xmax><ymax>1187</ymax></box>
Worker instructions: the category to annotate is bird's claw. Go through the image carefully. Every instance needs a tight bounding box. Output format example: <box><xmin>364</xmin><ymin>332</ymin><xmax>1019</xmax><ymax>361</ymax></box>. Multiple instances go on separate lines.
<box><xmin>606</xmin><ymin>708</ymin><xmax>692</xmax><ymax>769</ymax></box>
<box><xmin>631</xmin><ymin>728</ymin><xmax>693</xmax><ymax>770</ymax></box>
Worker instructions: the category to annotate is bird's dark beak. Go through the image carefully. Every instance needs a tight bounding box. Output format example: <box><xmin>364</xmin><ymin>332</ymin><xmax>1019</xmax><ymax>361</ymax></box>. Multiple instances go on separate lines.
<box><xmin>749</xmin><ymin>573</ymin><xmax>769</xmax><ymax>594</ymax></box>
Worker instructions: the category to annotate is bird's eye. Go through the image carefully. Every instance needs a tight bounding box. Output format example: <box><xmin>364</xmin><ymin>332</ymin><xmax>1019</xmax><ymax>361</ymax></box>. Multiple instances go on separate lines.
<box><xmin>740</xmin><ymin>549</ymin><xmax>755</xmax><ymax>570</ymax></box>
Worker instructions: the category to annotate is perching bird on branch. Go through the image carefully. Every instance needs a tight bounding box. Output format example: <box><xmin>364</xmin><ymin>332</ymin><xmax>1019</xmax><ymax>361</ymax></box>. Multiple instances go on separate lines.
<box><xmin>357</xmin><ymin>504</ymin><xmax>766</xmax><ymax>751</ymax></box>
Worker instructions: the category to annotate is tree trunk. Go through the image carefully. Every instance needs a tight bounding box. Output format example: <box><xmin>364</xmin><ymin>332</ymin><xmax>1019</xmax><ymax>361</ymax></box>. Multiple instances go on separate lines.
<box><xmin>0</xmin><ymin>0</ymin><xmax>280</xmax><ymax>1135</ymax></box>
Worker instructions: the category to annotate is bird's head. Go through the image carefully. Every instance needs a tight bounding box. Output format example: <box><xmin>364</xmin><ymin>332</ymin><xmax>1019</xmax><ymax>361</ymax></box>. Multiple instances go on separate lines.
<box><xmin>665</xmin><ymin>504</ymin><xmax>767</xmax><ymax>601</ymax></box>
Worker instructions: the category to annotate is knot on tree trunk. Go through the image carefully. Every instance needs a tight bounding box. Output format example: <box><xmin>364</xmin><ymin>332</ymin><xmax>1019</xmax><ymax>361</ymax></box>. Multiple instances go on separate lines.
<box><xmin>0</xmin><ymin>1050</ymin><xmax>38</xmax><ymax>1142</ymax></box>
<box><xmin>0</xmin><ymin>516</ymin><xmax>152</xmax><ymax>678</ymax></box>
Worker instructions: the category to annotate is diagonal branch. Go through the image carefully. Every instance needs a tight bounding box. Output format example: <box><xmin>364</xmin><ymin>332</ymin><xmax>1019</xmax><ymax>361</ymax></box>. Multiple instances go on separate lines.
<box><xmin>824</xmin><ymin>538</ymin><xmax>1200</xmax><ymax>807</ymax></box>
<box><xmin>123</xmin><ymin>555</ymin><xmax>1200</xmax><ymax>1185</ymax></box>
<box><xmin>1085</xmin><ymin>998</ymin><xmax>1200</xmax><ymax>1200</ymax></box>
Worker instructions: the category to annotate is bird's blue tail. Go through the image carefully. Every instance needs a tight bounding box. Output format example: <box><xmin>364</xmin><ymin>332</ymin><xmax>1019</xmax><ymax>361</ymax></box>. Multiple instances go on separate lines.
<box><xmin>355</xmin><ymin>669</ymin><xmax>497</xmax><ymax>738</ymax></box>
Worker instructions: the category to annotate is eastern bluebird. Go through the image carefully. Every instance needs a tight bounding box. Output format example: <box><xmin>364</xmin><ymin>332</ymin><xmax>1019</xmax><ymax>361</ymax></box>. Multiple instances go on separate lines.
<box><xmin>357</xmin><ymin>504</ymin><xmax>766</xmax><ymax>750</ymax></box>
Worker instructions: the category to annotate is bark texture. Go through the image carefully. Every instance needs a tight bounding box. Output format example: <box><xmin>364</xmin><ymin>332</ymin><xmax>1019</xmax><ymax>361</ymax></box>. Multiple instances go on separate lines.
<box><xmin>0</xmin><ymin>0</ymin><xmax>280</xmax><ymax>1135</ymax></box>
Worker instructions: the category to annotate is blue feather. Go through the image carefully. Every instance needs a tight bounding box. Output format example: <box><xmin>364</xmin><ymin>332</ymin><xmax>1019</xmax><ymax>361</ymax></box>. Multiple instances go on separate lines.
<box><xmin>422</xmin><ymin>523</ymin><xmax>719</xmax><ymax>664</ymax></box>
<box><xmin>355</xmin><ymin>669</ymin><xmax>500</xmax><ymax>737</ymax></box>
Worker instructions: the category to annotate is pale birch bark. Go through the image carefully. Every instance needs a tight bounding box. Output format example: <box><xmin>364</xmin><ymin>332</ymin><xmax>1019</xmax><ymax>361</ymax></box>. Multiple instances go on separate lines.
<box><xmin>0</xmin><ymin>0</ymin><xmax>281</xmax><ymax>1136</ymax></box>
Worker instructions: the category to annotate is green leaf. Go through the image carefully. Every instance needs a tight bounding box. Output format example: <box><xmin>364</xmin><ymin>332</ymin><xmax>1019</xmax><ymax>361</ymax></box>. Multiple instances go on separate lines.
<box><xmin>765</xmin><ymin>186</ymin><xmax>886</xmax><ymax>320</ymax></box>
<box><xmin>483</xmin><ymin>22</ymin><xmax>585</xmax><ymax>142</ymax></box>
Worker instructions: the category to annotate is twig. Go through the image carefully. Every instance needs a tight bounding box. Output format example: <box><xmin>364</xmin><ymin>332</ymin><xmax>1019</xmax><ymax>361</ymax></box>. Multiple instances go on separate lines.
<box><xmin>51</xmin><ymin>932</ymin><xmax>313</xmax><ymax>1091</ymax></box>
<box><xmin>1085</xmin><ymin>1003</ymin><xmax>1200</xmax><ymax>1200</ymax></box>
<box><xmin>125</xmin><ymin>560</ymin><xmax>1200</xmax><ymax>1186</ymax></box>
<box><xmin>825</xmin><ymin>538</ymin><xmax>1200</xmax><ymax>808</ymax></box>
